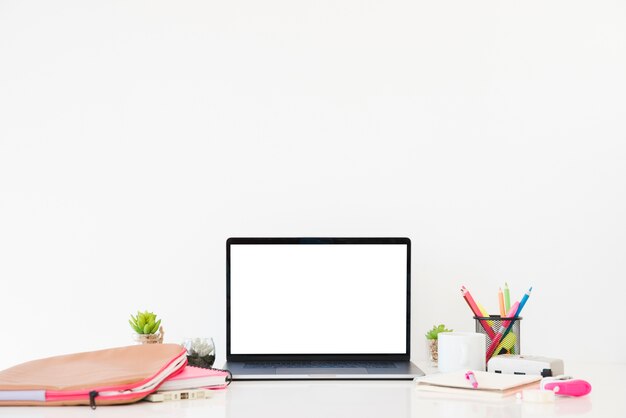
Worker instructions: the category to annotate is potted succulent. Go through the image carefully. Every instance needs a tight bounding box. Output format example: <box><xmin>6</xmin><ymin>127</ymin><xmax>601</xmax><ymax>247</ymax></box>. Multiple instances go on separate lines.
<box><xmin>129</xmin><ymin>311</ymin><xmax>164</xmax><ymax>344</ymax></box>
<box><xmin>425</xmin><ymin>324</ymin><xmax>453</xmax><ymax>366</ymax></box>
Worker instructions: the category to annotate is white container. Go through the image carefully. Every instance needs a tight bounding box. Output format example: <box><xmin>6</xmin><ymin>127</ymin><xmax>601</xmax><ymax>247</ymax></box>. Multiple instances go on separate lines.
<box><xmin>437</xmin><ymin>332</ymin><xmax>486</xmax><ymax>373</ymax></box>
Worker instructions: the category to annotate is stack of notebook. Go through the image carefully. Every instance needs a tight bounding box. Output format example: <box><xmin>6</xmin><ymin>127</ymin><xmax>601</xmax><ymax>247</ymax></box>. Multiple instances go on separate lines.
<box><xmin>145</xmin><ymin>366</ymin><xmax>230</xmax><ymax>403</ymax></box>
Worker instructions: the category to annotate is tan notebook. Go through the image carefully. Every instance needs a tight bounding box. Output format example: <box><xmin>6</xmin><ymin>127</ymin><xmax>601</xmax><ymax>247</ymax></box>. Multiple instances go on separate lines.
<box><xmin>0</xmin><ymin>344</ymin><xmax>187</xmax><ymax>407</ymax></box>
<box><xmin>415</xmin><ymin>371</ymin><xmax>541</xmax><ymax>399</ymax></box>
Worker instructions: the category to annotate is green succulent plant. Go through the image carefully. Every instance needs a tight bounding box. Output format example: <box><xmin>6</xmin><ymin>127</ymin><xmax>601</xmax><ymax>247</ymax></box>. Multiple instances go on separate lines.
<box><xmin>129</xmin><ymin>310</ymin><xmax>162</xmax><ymax>335</ymax></box>
<box><xmin>425</xmin><ymin>324</ymin><xmax>453</xmax><ymax>340</ymax></box>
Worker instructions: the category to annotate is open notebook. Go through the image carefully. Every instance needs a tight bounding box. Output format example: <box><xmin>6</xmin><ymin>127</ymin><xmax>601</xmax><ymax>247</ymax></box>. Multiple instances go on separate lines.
<box><xmin>415</xmin><ymin>371</ymin><xmax>541</xmax><ymax>399</ymax></box>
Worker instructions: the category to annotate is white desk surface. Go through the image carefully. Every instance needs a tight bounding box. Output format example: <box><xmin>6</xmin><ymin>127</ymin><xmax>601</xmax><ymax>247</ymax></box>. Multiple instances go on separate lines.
<box><xmin>1</xmin><ymin>361</ymin><xmax>622</xmax><ymax>418</ymax></box>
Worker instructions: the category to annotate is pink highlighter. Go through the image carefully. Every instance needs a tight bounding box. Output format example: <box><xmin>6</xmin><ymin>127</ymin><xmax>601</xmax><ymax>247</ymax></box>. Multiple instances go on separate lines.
<box><xmin>540</xmin><ymin>376</ymin><xmax>592</xmax><ymax>397</ymax></box>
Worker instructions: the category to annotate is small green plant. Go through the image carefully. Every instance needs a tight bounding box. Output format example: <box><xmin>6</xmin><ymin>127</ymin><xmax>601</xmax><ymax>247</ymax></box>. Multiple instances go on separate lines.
<box><xmin>129</xmin><ymin>311</ymin><xmax>161</xmax><ymax>334</ymax></box>
<box><xmin>425</xmin><ymin>324</ymin><xmax>453</xmax><ymax>340</ymax></box>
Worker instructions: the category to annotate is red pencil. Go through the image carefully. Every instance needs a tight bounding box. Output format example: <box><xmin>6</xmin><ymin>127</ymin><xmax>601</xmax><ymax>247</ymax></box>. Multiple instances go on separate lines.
<box><xmin>461</xmin><ymin>286</ymin><xmax>496</xmax><ymax>338</ymax></box>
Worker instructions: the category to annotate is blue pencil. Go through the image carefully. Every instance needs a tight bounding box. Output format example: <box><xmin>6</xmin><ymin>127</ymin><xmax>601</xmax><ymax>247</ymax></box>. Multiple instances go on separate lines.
<box><xmin>514</xmin><ymin>287</ymin><xmax>532</xmax><ymax>317</ymax></box>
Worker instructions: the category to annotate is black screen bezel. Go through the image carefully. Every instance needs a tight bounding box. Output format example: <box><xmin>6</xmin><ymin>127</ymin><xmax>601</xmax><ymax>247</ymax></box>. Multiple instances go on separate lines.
<box><xmin>226</xmin><ymin>237</ymin><xmax>411</xmax><ymax>362</ymax></box>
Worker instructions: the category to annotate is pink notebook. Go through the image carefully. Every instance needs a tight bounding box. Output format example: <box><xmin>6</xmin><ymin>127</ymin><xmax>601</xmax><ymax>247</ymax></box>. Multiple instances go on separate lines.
<box><xmin>158</xmin><ymin>366</ymin><xmax>230</xmax><ymax>391</ymax></box>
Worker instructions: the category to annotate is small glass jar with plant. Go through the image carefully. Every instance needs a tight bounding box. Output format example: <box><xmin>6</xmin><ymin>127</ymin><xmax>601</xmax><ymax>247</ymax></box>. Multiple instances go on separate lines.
<box><xmin>183</xmin><ymin>337</ymin><xmax>216</xmax><ymax>368</ymax></box>
<box><xmin>425</xmin><ymin>324</ymin><xmax>453</xmax><ymax>366</ymax></box>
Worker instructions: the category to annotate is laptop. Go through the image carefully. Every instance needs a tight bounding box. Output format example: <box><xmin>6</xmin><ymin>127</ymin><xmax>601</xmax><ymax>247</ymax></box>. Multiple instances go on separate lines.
<box><xmin>224</xmin><ymin>237</ymin><xmax>424</xmax><ymax>380</ymax></box>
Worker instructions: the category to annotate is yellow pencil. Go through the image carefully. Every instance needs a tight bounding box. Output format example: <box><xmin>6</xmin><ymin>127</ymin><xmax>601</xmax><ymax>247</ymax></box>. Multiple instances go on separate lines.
<box><xmin>477</xmin><ymin>302</ymin><xmax>494</xmax><ymax>327</ymax></box>
<box><xmin>498</xmin><ymin>288</ymin><xmax>506</xmax><ymax>317</ymax></box>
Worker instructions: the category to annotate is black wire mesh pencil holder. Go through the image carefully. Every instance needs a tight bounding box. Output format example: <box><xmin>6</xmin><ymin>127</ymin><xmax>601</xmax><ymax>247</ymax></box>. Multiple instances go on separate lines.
<box><xmin>474</xmin><ymin>316</ymin><xmax>522</xmax><ymax>358</ymax></box>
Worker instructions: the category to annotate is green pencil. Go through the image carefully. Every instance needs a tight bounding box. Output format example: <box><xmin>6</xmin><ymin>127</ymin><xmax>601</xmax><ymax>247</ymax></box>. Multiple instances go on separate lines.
<box><xmin>504</xmin><ymin>282</ymin><xmax>511</xmax><ymax>312</ymax></box>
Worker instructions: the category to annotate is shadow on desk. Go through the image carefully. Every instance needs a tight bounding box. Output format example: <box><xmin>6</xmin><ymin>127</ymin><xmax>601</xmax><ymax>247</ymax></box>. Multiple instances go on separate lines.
<box><xmin>227</xmin><ymin>381</ymin><xmax>411</xmax><ymax>418</ymax></box>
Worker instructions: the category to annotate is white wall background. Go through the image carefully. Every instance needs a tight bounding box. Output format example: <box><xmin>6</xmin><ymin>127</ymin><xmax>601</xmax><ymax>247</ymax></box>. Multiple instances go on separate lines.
<box><xmin>1</xmin><ymin>0</ymin><xmax>625</xmax><ymax>370</ymax></box>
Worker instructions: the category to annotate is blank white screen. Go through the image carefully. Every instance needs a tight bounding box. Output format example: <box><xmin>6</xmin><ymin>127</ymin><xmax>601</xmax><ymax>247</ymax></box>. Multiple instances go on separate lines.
<box><xmin>230</xmin><ymin>244</ymin><xmax>407</xmax><ymax>354</ymax></box>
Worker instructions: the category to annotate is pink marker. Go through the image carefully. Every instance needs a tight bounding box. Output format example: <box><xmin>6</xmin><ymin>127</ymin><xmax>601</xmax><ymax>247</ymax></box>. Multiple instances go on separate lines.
<box><xmin>541</xmin><ymin>377</ymin><xmax>592</xmax><ymax>397</ymax></box>
<box><xmin>465</xmin><ymin>371</ymin><xmax>478</xmax><ymax>389</ymax></box>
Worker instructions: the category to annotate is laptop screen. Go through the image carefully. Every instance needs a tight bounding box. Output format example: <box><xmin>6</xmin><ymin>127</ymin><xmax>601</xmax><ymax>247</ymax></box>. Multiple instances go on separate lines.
<box><xmin>227</xmin><ymin>238</ymin><xmax>410</xmax><ymax>358</ymax></box>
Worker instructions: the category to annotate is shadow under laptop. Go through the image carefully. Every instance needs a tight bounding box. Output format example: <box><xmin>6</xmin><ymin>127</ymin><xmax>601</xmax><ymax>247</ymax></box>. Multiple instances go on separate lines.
<box><xmin>226</xmin><ymin>381</ymin><xmax>412</xmax><ymax>418</ymax></box>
